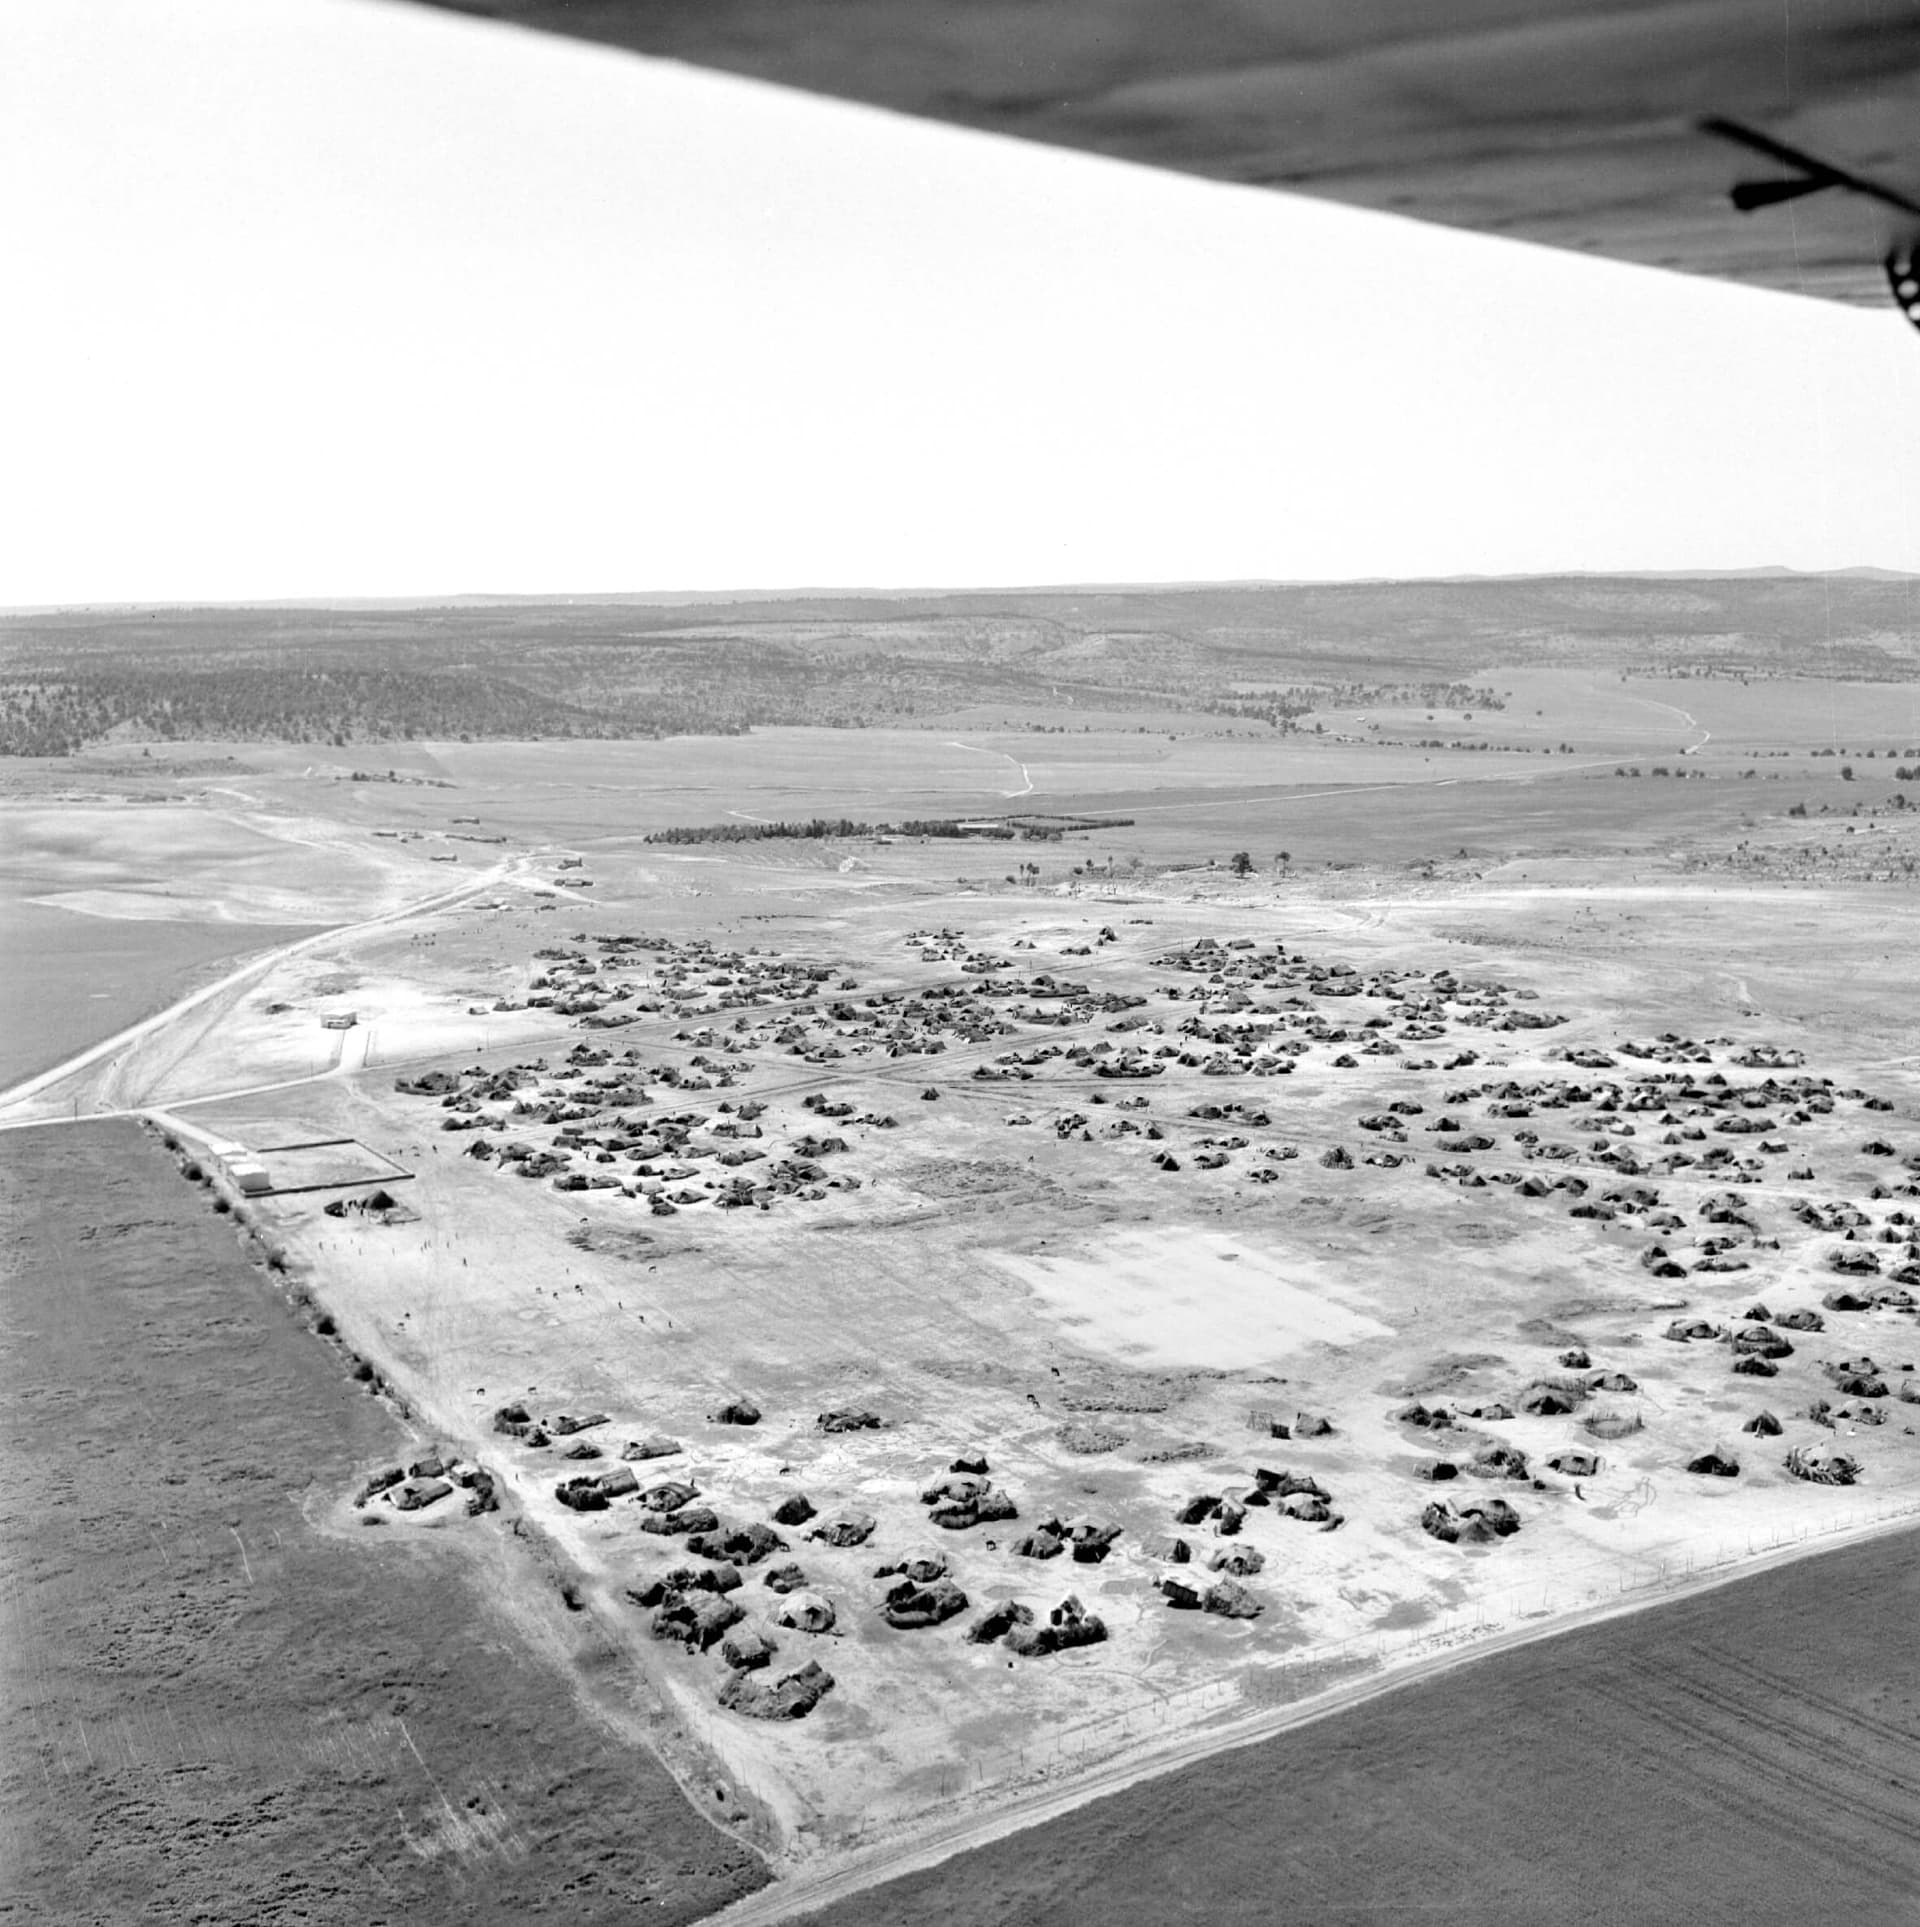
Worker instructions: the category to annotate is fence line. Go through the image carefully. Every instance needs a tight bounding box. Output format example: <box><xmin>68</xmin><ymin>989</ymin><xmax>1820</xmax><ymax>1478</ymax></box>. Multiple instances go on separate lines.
<box><xmin>659</xmin><ymin>1488</ymin><xmax>1920</xmax><ymax>1844</ymax></box>
<box><xmin>836</xmin><ymin>1489</ymin><xmax>1920</xmax><ymax>1840</ymax></box>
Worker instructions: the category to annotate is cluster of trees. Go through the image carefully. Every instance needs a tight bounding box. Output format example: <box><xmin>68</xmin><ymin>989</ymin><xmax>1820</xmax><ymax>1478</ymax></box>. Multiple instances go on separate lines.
<box><xmin>1202</xmin><ymin>694</ymin><xmax>1319</xmax><ymax>730</ymax></box>
<box><xmin>1004</xmin><ymin>813</ymin><xmax>1135</xmax><ymax>833</ymax></box>
<box><xmin>643</xmin><ymin>815</ymin><xmax>1074</xmax><ymax>845</ymax></box>
<box><xmin>0</xmin><ymin>668</ymin><xmax>739</xmax><ymax>757</ymax></box>
<box><xmin>54</xmin><ymin>578</ymin><xmax>1920</xmax><ymax>761</ymax></box>
<box><xmin>1201</xmin><ymin>679</ymin><xmax>1506</xmax><ymax>732</ymax></box>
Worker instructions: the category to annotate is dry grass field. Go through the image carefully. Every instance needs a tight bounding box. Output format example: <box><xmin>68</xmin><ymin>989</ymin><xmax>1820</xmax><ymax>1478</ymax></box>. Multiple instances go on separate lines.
<box><xmin>0</xmin><ymin>897</ymin><xmax>320</xmax><ymax>1092</ymax></box>
<box><xmin>6</xmin><ymin>593</ymin><xmax>1920</xmax><ymax>1920</ymax></box>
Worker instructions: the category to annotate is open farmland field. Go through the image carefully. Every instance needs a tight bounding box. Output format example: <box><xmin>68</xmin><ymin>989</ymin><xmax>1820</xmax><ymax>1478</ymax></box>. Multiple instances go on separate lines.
<box><xmin>0</xmin><ymin>897</ymin><xmax>319</xmax><ymax>1092</ymax></box>
<box><xmin>6</xmin><ymin>581</ymin><xmax>1920</xmax><ymax>1921</ymax></box>
<box><xmin>0</xmin><ymin>1118</ymin><xmax>765</xmax><ymax>1924</ymax></box>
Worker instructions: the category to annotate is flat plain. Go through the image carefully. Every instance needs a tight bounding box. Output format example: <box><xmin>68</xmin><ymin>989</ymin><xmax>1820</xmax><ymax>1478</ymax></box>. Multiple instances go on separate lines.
<box><xmin>5</xmin><ymin>580</ymin><xmax>1920</xmax><ymax>1922</ymax></box>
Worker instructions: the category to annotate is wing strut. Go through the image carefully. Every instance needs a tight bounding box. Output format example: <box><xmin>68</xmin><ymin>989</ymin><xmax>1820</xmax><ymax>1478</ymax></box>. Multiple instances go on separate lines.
<box><xmin>1888</xmin><ymin>246</ymin><xmax>1920</xmax><ymax>337</ymax></box>
<box><xmin>1702</xmin><ymin>117</ymin><xmax>1920</xmax><ymax>335</ymax></box>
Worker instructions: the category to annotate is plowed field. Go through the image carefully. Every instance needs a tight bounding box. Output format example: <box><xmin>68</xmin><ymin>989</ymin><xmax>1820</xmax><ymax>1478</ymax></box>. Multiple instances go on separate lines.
<box><xmin>0</xmin><ymin>1119</ymin><xmax>766</xmax><ymax>1924</ymax></box>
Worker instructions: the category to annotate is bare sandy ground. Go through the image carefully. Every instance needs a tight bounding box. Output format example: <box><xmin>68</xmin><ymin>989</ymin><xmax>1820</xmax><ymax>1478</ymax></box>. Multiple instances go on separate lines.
<box><xmin>994</xmin><ymin>1229</ymin><xmax>1394</xmax><ymax>1369</ymax></box>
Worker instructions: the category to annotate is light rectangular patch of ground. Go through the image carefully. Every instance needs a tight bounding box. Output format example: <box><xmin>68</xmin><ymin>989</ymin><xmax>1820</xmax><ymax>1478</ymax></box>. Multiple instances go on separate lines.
<box><xmin>992</xmin><ymin>1227</ymin><xmax>1396</xmax><ymax>1370</ymax></box>
<box><xmin>252</xmin><ymin>1137</ymin><xmax>413</xmax><ymax>1194</ymax></box>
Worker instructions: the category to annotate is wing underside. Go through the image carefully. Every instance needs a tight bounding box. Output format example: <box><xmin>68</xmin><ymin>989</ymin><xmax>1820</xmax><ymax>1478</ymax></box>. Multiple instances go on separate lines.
<box><xmin>416</xmin><ymin>0</ymin><xmax>1920</xmax><ymax>307</ymax></box>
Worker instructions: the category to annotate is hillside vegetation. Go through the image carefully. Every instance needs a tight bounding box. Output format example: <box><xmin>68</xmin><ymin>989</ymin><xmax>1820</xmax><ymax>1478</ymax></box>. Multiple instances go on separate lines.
<box><xmin>3</xmin><ymin>575</ymin><xmax>1913</xmax><ymax>755</ymax></box>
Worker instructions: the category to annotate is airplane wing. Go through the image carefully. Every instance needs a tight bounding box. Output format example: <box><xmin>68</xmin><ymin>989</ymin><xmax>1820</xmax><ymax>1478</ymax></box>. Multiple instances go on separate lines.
<box><xmin>413</xmin><ymin>1</ymin><xmax>1920</xmax><ymax>318</ymax></box>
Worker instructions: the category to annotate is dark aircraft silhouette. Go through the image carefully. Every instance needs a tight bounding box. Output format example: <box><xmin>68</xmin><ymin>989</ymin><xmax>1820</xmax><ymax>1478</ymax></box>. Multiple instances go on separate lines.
<box><xmin>412</xmin><ymin>1</ymin><xmax>1920</xmax><ymax>325</ymax></box>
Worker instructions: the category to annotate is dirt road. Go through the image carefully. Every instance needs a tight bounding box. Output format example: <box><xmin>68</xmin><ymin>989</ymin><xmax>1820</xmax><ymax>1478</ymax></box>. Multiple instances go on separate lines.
<box><xmin>0</xmin><ymin>860</ymin><xmax>515</xmax><ymax>1123</ymax></box>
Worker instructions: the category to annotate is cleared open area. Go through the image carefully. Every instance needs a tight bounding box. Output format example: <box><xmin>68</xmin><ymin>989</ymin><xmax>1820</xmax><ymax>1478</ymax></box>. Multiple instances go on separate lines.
<box><xmin>993</xmin><ymin>1230</ymin><xmax>1396</xmax><ymax>1369</ymax></box>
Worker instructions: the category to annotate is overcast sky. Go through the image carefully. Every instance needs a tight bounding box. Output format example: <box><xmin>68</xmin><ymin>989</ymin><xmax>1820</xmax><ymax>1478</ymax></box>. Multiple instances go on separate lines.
<box><xmin>4</xmin><ymin>0</ymin><xmax>1918</xmax><ymax>605</ymax></box>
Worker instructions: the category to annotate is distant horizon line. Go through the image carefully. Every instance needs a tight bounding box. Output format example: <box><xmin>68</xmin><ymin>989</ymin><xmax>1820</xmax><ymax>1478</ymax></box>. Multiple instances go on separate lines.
<box><xmin>5</xmin><ymin>563</ymin><xmax>1916</xmax><ymax>617</ymax></box>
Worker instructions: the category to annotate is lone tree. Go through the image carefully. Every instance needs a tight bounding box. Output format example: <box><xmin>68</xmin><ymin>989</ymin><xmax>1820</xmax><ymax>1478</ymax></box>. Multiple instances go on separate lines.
<box><xmin>1229</xmin><ymin>851</ymin><xmax>1253</xmax><ymax>877</ymax></box>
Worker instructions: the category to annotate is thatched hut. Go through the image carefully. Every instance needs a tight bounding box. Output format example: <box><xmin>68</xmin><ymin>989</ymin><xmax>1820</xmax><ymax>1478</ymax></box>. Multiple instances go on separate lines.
<box><xmin>880</xmin><ymin>1576</ymin><xmax>969</xmax><ymax>1629</ymax></box>
<box><xmin>807</xmin><ymin>1511</ymin><xmax>877</xmax><ymax>1548</ymax></box>
<box><xmin>720</xmin><ymin>1623</ymin><xmax>778</xmax><ymax>1671</ymax></box>
<box><xmin>968</xmin><ymin>1600</ymin><xmax>1035</xmax><ymax>1644</ymax></box>
<box><xmin>1584</xmin><ymin>1409</ymin><xmax>1644</xmax><ymax>1440</ymax></box>
<box><xmin>771</xmin><ymin>1589</ymin><xmax>837</xmax><ymax>1633</ymax></box>
<box><xmin>1785</xmin><ymin>1443</ymin><xmax>1859</xmax><ymax>1485</ymax></box>
<box><xmin>717</xmin><ymin>1658</ymin><xmax>834</xmax><ymax>1720</ymax></box>
<box><xmin>1468</xmin><ymin>1441</ymin><xmax>1530</xmax><ymax>1480</ymax></box>
<box><xmin>639</xmin><ymin>1479</ymin><xmax>700</xmax><ymax>1514</ymax></box>
<box><xmin>1201</xmin><ymin>1577</ymin><xmax>1262</xmax><ymax>1618</ymax></box>
<box><xmin>1518</xmin><ymin>1382</ymin><xmax>1581</xmax><ymax>1417</ymax></box>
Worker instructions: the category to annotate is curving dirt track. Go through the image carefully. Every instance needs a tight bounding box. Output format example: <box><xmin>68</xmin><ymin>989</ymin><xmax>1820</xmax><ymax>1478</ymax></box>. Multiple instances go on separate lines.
<box><xmin>0</xmin><ymin>861</ymin><xmax>513</xmax><ymax>1123</ymax></box>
